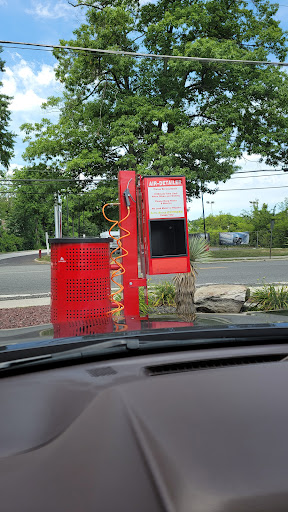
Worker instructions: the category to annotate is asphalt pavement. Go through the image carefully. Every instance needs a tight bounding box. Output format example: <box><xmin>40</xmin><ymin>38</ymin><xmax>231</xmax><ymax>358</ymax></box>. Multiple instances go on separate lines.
<box><xmin>0</xmin><ymin>251</ymin><xmax>288</xmax><ymax>308</ymax></box>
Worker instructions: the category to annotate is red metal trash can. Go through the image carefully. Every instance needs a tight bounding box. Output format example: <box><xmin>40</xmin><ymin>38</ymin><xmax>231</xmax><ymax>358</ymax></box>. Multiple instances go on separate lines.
<box><xmin>49</xmin><ymin>238</ymin><xmax>112</xmax><ymax>338</ymax></box>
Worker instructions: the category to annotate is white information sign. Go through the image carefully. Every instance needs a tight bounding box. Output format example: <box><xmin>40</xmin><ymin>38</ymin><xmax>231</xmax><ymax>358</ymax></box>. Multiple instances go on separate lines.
<box><xmin>147</xmin><ymin>178</ymin><xmax>185</xmax><ymax>219</ymax></box>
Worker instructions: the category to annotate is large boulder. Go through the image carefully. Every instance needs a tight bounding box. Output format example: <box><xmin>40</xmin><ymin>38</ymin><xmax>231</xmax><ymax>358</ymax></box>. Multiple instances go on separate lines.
<box><xmin>195</xmin><ymin>285</ymin><xmax>249</xmax><ymax>313</ymax></box>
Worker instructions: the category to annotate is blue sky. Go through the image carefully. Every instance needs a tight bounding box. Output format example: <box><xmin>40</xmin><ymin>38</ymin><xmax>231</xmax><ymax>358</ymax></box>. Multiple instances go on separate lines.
<box><xmin>1</xmin><ymin>0</ymin><xmax>288</xmax><ymax>220</ymax></box>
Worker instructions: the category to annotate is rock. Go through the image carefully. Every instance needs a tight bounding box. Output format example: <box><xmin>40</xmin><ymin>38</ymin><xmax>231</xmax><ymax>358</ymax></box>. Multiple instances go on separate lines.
<box><xmin>195</xmin><ymin>285</ymin><xmax>249</xmax><ymax>313</ymax></box>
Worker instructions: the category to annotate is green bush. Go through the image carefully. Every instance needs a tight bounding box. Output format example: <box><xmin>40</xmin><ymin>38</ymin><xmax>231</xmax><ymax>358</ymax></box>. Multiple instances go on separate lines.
<box><xmin>114</xmin><ymin>281</ymin><xmax>176</xmax><ymax>316</ymax></box>
<box><xmin>251</xmin><ymin>284</ymin><xmax>288</xmax><ymax>311</ymax></box>
<box><xmin>0</xmin><ymin>230</ymin><xmax>24</xmax><ymax>253</ymax></box>
<box><xmin>152</xmin><ymin>281</ymin><xmax>176</xmax><ymax>307</ymax></box>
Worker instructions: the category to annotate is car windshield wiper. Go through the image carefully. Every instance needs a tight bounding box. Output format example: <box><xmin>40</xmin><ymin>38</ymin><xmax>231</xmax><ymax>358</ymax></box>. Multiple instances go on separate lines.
<box><xmin>1</xmin><ymin>323</ymin><xmax>288</xmax><ymax>373</ymax></box>
<box><xmin>0</xmin><ymin>337</ymin><xmax>140</xmax><ymax>371</ymax></box>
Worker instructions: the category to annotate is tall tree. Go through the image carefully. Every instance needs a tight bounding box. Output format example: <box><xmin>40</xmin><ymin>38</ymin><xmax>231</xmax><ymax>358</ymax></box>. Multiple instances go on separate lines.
<box><xmin>0</xmin><ymin>48</ymin><xmax>14</xmax><ymax>174</ymax></box>
<box><xmin>21</xmin><ymin>0</ymin><xmax>288</xmax><ymax>206</ymax></box>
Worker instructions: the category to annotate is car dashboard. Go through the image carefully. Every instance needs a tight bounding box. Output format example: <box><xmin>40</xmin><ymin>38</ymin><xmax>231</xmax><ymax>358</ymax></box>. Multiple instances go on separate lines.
<box><xmin>0</xmin><ymin>342</ymin><xmax>288</xmax><ymax>512</ymax></box>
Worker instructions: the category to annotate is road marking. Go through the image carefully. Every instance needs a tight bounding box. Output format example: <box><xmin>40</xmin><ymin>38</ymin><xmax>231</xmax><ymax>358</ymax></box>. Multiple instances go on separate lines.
<box><xmin>199</xmin><ymin>266</ymin><xmax>227</xmax><ymax>270</ymax></box>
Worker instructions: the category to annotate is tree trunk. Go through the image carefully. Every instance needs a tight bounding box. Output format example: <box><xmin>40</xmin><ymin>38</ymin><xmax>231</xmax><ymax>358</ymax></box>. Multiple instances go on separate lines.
<box><xmin>173</xmin><ymin>263</ymin><xmax>196</xmax><ymax>321</ymax></box>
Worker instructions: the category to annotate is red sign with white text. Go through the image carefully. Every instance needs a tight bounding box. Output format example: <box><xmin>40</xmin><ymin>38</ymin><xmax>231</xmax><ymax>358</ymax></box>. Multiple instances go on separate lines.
<box><xmin>147</xmin><ymin>179</ymin><xmax>185</xmax><ymax>219</ymax></box>
<box><xmin>140</xmin><ymin>175</ymin><xmax>190</xmax><ymax>275</ymax></box>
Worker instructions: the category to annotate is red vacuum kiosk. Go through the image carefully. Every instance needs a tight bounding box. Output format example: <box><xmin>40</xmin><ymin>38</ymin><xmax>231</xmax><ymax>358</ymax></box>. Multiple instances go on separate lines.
<box><xmin>139</xmin><ymin>175</ymin><xmax>190</xmax><ymax>275</ymax></box>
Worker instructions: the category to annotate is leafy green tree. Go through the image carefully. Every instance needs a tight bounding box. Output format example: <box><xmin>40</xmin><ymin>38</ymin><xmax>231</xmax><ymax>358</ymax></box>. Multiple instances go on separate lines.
<box><xmin>20</xmin><ymin>0</ymin><xmax>288</xmax><ymax>221</ymax></box>
<box><xmin>0</xmin><ymin>48</ymin><xmax>14</xmax><ymax>173</ymax></box>
<box><xmin>189</xmin><ymin>211</ymin><xmax>253</xmax><ymax>244</ymax></box>
<box><xmin>6</xmin><ymin>167</ymin><xmax>57</xmax><ymax>249</ymax></box>
<box><xmin>5</xmin><ymin>165</ymin><xmax>116</xmax><ymax>247</ymax></box>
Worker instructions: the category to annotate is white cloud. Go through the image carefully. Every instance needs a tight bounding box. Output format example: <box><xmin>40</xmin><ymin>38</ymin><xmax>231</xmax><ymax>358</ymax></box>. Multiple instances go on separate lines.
<box><xmin>1</xmin><ymin>69</ymin><xmax>17</xmax><ymax>97</ymax></box>
<box><xmin>26</xmin><ymin>1</ymin><xmax>74</xmax><ymax>20</ymax></box>
<box><xmin>10</xmin><ymin>90</ymin><xmax>47</xmax><ymax>112</ymax></box>
<box><xmin>187</xmin><ymin>153</ymin><xmax>288</xmax><ymax>219</ymax></box>
<box><xmin>9</xmin><ymin>59</ymin><xmax>57</xmax><ymax>90</ymax></box>
<box><xmin>0</xmin><ymin>57</ymin><xmax>58</xmax><ymax>112</ymax></box>
<box><xmin>36</xmin><ymin>64</ymin><xmax>57</xmax><ymax>86</ymax></box>
<box><xmin>7</xmin><ymin>164</ymin><xmax>22</xmax><ymax>177</ymax></box>
<box><xmin>0</xmin><ymin>0</ymin><xmax>8</xmax><ymax>5</ymax></box>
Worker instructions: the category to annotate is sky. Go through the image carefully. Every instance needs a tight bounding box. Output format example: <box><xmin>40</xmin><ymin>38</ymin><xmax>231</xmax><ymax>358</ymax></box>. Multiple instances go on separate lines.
<box><xmin>1</xmin><ymin>0</ymin><xmax>288</xmax><ymax>221</ymax></box>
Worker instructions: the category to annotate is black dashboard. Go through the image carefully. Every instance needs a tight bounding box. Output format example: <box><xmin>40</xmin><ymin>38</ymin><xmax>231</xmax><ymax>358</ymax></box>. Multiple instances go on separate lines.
<box><xmin>1</xmin><ymin>342</ymin><xmax>288</xmax><ymax>511</ymax></box>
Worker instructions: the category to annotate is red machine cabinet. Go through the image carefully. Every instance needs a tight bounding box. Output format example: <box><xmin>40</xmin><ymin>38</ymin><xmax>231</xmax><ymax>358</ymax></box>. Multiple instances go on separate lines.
<box><xmin>50</xmin><ymin>237</ymin><xmax>113</xmax><ymax>337</ymax></box>
<box><xmin>140</xmin><ymin>176</ymin><xmax>190</xmax><ymax>275</ymax></box>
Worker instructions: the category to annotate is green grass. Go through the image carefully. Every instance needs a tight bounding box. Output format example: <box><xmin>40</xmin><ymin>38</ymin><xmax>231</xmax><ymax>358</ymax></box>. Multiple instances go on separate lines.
<box><xmin>250</xmin><ymin>284</ymin><xmax>288</xmax><ymax>311</ymax></box>
<box><xmin>210</xmin><ymin>247</ymin><xmax>288</xmax><ymax>258</ymax></box>
<box><xmin>114</xmin><ymin>281</ymin><xmax>176</xmax><ymax>316</ymax></box>
<box><xmin>36</xmin><ymin>255</ymin><xmax>51</xmax><ymax>263</ymax></box>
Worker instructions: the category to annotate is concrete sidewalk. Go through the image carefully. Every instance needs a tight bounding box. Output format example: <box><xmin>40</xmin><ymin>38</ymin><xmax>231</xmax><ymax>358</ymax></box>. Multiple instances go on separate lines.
<box><xmin>0</xmin><ymin>250</ymin><xmax>47</xmax><ymax>261</ymax></box>
<box><xmin>0</xmin><ymin>296</ymin><xmax>50</xmax><ymax>309</ymax></box>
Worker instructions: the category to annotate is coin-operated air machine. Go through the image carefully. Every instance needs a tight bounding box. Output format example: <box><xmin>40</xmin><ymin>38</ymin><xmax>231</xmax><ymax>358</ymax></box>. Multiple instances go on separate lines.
<box><xmin>50</xmin><ymin>170</ymin><xmax>192</xmax><ymax>337</ymax></box>
<box><xmin>139</xmin><ymin>175</ymin><xmax>190</xmax><ymax>275</ymax></box>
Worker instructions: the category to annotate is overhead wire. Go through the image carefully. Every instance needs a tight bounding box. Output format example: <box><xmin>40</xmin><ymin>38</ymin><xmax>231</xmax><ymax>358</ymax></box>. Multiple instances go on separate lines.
<box><xmin>1</xmin><ymin>40</ymin><xmax>288</xmax><ymax>67</ymax></box>
<box><xmin>229</xmin><ymin>173</ymin><xmax>285</xmax><ymax>179</ymax></box>
<box><xmin>210</xmin><ymin>185</ymin><xmax>288</xmax><ymax>192</ymax></box>
<box><xmin>0</xmin><ymin>45</ymin><xmax>54</xmax><ymax>53</ymax></box>
<box><xmin>233</xmin><ymin>169</ymin><xmax>284</xmax><ymax>174</ymax></box>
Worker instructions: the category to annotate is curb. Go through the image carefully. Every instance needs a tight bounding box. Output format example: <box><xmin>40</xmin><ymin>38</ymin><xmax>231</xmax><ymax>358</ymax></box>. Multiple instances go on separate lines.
<box><xmin>210</xmin><ymin>256</ymin><xmax>288</xmax><ymax>262</ymax></box>
<box><xmin>0</xmin><ymin>293</ymin><xmax>50</xmax><ymax>302</ymax></box>
<box><xmin>34</xmin><ymin>258</ymin><xmax>51</xmax><ymax>264</ymax></box>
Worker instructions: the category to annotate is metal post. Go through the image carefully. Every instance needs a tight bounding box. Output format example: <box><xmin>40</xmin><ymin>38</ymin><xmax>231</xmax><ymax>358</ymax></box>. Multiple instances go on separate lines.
<box><xmin>45</xmin><ymin>232</ymin><xmax>50</xmax><ymax>256</ymax></box>
<box><xmin>54</xmin><ymin>193</ymin><xmax>59</xmax><ymax>238</ymax></box>
<box><xmin>270</xmin><ymin>219</ymin><xmax>275</xmax><ymax>259</ymax></box>
<box><xmin>118</xmin><ymin>170</ymin><xmax>142</xmax><ymax>323</ymax></box>
<box><xmin>201</xmin><ymin>192</ymin><xmax>207</xmax><ymax>240</ymax></box>
<box><xmin>58</xmin><ymin>193</ymin><xmax>62</xmax><ymax>238</ymax></box>
<box><xmin>66</xmin><ymin>195</ymin><xmax>69</xmax><ymax>237</ymax></box>
<box><xmin>78</xmin><ymin>197</ymin><xmax>80</xmax><ymax>236</ymax></box>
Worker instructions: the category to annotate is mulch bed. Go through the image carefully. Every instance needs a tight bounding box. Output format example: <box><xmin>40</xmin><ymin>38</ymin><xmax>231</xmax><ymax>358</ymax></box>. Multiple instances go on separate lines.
<box><xmin>0</xmin><ymin>305</ymin><xmax>51</xmax><ymax>329</ymax></box>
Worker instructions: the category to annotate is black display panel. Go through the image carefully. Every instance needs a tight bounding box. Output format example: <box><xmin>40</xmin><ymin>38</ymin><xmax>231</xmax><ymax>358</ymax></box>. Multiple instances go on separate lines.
<box><xmin>149</xmin><ymin>219</ymin><xmax>187</xmax><ymax>257</ymax></box>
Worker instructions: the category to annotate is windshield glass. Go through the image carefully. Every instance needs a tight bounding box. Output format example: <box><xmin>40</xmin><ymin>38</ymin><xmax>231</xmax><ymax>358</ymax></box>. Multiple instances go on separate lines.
<box><xmin>1</xmin><ymin>0</ymin><xmax>288</xmax><ymax>356</ymax></box>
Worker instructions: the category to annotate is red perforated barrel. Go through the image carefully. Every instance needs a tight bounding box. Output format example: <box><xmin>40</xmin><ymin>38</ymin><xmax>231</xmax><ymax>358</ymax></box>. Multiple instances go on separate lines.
<box><xmin>49</xmin><ymin>238</ymin><xmax>112</xmax><ymax>338</ymax></box>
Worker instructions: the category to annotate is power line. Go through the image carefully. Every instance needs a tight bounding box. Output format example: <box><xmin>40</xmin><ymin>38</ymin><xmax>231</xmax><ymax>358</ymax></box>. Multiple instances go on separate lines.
<box><xmin>1</xmin><ymin>45</ymin><xmax>54</xmax><ymax>53</ymax></box>
<box><xmin>233</xmin><ymin>168</ymin><xmax>283</xmax><ymax>174</ymax></box>
<box><xmin>1</xmin><ymin>40</ymin><xmax>288</xmax><ymax>67</ymax></box>
<box><xmin>211</xmin><ymin>185</ymin><xmax>288</xmax><ymax>192</ymax></box>
<box><xmin>229</xmin><ymin>173</ymin><xmax>285</xmax><ymax>179</ymax></box>
<box><xmin>0</xmin><ymin>172</ymin><xmax>284</xmax><ymax>183</ymax></box>
<box><xmin>0</xmin><ymin>178</ymin><xmax>102</xmax><ymax>183</ymax></box>
<box><xmin>1</xmin><ymin>182</ymin><xmax>287</xmax><ymax>193</ymax></box>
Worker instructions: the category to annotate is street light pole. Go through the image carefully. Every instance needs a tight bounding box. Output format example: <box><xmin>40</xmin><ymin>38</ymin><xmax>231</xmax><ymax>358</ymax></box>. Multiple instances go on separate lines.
<box><xmin>206</xmin><ymin>200</ymin><xmax>215</xmax><ymax>215</ymax></box>
<box><xmin>201</xmin><ymin>191</ymin><xmax>207</xmax><ymax>240</ymax></box>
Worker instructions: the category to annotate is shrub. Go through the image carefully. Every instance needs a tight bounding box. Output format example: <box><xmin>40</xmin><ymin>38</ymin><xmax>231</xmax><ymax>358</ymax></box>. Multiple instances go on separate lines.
<box><xmin>114</xmin><ymin>281</ymin><xmax>176</xmax><ymax>316</ymax></box>
<box><xmin>251</xmin><ymin>284</ymin><xmax>288</xmax><ymax>311</ymax></box>
<box><xmin>152</xmin><ymin>281</ymin><xmax>176</xmax><ymax>307</ymax></box>
<box><xmin>0</xmin><ymin>230</ymin><xmax>24</xmax><ymax>253</ymax></box>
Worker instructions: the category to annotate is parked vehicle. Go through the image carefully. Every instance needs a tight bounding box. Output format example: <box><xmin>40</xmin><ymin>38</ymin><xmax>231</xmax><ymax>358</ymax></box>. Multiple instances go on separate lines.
<box><xmin>100</xmin><ymin>230</ymin><xmax>119</xmax><ymax>250</ymax></box>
